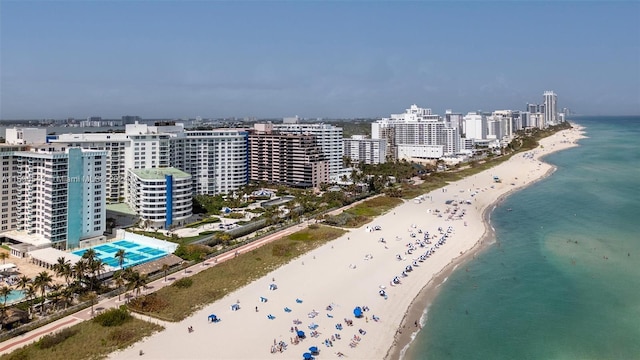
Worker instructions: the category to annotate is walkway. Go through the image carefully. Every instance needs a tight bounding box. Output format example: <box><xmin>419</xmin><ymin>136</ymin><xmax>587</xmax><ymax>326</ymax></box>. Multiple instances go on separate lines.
<box><xmin>0</xmin><ymin>225</ymin><xmax>301</xmax><ymax>355</ymax></box>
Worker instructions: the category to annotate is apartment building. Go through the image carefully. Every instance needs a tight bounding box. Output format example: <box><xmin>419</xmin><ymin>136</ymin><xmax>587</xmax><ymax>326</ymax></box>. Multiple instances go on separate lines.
<box><xmin>343</xmin><ymin>135</ymin><xmax>387</xmax><ymax>164</ymax></box>
<box><xmin>51</xmin><ymin>122</ymin><xmax>249</xmax><ymax>199</ymax></box>
<box><xmin>127</xmin><ymin>167</ymin><xmax>192</xmax><ymax>229</ymax></box>
<box><xmin>272</xmin><ymin>121</ymin><xmax>343</xmax><ymax>175</ymax></box>
<box><xmin>0</xmin><ymin>142</ymin><xmax>106</xmax><ymax>250</ymax></box>
<box><xmin>249</xmin><ymin>123</ymin><xmax>329</xmax><ymax>188</ymax></box>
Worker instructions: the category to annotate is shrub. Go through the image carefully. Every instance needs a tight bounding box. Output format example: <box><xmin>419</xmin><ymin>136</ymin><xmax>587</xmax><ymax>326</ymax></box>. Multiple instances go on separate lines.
<box><xmin>308</xmin><ymin>224</ymin><xmax>319</xmax><ymax>230</ymax></box>
<box><xmin>37</xmin><ymin>328</ymin><xmax>79</xmax><ymax>349</ymax></box>
<box><xmin>93</xmin><ymin>307</ymin><xmax>132</xmax><ymax>327</ymax></box>
<box><xmin>128</xmin><ymin>293</ymin><xmax>169</xmax><ymax>313</ymax></box>
<box><xmin>226</xmin><ymin>212</ymin><xmax>244</xmax><ymax>219</ymax></box>
<box><xmin>107</xmin><ymin>327</ymin><xmax>137</xmax><ymax>343</ymax></box>
<box><xmin>173</xmin><ymin>278</ymin><xmax>193</xmax><ymax>288</ymax></box>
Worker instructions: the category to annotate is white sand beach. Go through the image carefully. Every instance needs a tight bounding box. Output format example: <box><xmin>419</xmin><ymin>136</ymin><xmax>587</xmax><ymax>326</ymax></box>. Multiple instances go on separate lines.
<box><xmin>108</xmin><ymin>125</ymin><xmax>586</xmax><ymax>360</ymax></box>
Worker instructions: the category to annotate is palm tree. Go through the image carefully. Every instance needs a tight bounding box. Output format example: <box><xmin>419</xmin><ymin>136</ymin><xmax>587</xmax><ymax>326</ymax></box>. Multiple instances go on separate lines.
<box><xmin>113</xmin><ymin>271</ymin><xmax>126</xmax><ymax>302</ymax></box>
<box><xmin>0</xmin><ymin>286</ymin><xmax>12</xmax><ymax>329</ymax></box>
<box><xmin>60</xmin><ymin>286</ymin><xmax>75</xmax><ymax>310</ymax></box>
<box><xmin>72</xmin><ymin>259</ymin><xmax>89</xmax><ymax>288</ymax></box>
<box><xmin>53</xmin><ymin>257</ymin><xmax>70</xmax><ymax>282</ymax></box>
<box><xmin>114</xmin><ymin>249</ymin><xmax>127</xmax><ymax>269</ymax></box>
<box><xmin>24</xmin><ymin>283</ymin><xmax>37</xmax><ymax>316</ymax></box>
<box><xmin>87</xmin><ymin>291</ymin><xmax>97</xmax><ymax>317</ymax></box>
<box><xmin>161</xmin><ymin>264</ymin><xmax>170</xmax><ymax>282</ymax></box>
<box><xmin>33</xmin><ymin>271</ymin><xmax>53</xmax><ymax>315</ymax></box>
<box><xmin>0</xmin><ymin>286</ymin><xmax>12</xmax><ymax>308</ymax></box>
<box><xmin>126</xmin><ymin>270</ymin><xmax>148</xmax><ymax>299</ymax></box>
<box><xmin>81</xmin><ymin>249</ymin><xmax>97</xmax><ymax>266</ymax></box>
<box><xmin>88</xmin><ymin>259</ymin><xmax>105</xmax><ymax>290</ymax></box>
<box><xmin>17</xmin><ymin>275</ymin><xmax>31</xmax><ymax>291</ymax></box>
<box><xmin>60</xmin><ymin>263</ymin><xmax>73</xmax><ymax>287</ymax></box>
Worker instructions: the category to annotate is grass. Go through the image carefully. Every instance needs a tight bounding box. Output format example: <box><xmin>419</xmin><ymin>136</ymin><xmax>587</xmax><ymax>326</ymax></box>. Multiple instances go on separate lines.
<box><xmin>128</xmin><ymin>225</ymin><xmax>346</xmax><ymax>321</ymax></box>
<box><xmin>336</xmin><ymin>196</ymin><xmax>403</xmax><ymax>228</ymax></box>
<box><xmin>0</xmin><ymin>316</ymin><xmax>163</xmax><ymax>360</ymax></box>
<box><xmin>126</xmin><ymin>230</ymin><xmax>203</xmax><ymax>245</ymax></box>
<box><xmin>185</xmin><ymin>216</ymin><xmax>220</xmax><ymax>228</ymax></box>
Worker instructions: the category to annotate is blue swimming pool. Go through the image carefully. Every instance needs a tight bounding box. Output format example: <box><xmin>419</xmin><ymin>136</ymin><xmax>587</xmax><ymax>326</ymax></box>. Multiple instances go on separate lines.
<box><xmin>73</xmin><ymin>239</ymin><xmax>169</xmax><ymax>269</ymax></box>
<box><xmin>4</xmin><ymin>289</ymin><xmax>25</xmax><ymax>304</ymax></box>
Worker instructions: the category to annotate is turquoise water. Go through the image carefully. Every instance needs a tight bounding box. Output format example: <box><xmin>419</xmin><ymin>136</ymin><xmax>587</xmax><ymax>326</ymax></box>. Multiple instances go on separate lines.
<box><xmin>4</xmin><ymin>289</ymin><xmax>25</xmax><ymax>304</ymax></box>
<box><xmin>72</xmin><ymin>240</ymin><xmax>168</xmax><ymax>269</ymax></box>
<box><xmin>405</xmin><ymin>117</ymin><xmax>640</xmax><ymax>360</ymax></box>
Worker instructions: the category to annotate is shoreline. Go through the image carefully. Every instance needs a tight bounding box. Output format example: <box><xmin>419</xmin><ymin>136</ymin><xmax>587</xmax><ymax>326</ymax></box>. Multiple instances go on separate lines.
<box><xmin>105</xmin><ymin>124</ymin><xmax>586</xmax><ymax>360</ymax></box>
<box><xmin>386</xmin><ymin>124</ymin><xmax>586</xmax><ymax>359</ymax></box>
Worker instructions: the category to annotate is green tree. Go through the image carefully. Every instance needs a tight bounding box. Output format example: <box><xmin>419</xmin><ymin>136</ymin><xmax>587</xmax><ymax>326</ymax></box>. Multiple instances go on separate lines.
<box><xmin>114</xmin><ymin>249</ymin><xmax>127</xmax><ymax>269</ymax></box>
<box><xmin>34</xmin><ymin>271</ymin><xmax>53</xmax><ymax>315</ymax></box>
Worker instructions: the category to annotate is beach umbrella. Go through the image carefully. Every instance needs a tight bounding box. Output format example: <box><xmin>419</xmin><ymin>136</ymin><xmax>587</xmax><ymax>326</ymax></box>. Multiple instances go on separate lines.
<box><xmin>353</xmin><ymin>307</ymin><xmax>363</xmax><ymax>318</ymax></box>
<box><xmin>297</xmin><ymin>330</ymin><xmax>306</xmax><ymax>338</ymax></box>
<box><xmin>303</xmin><ymin>352</ymin><xmax>313</xmax><ymax>360</ymax></box>
<box><xmin>309</xmin><ymin>346</ymin><xmax>319</xmax><ymax>354</ymax></box>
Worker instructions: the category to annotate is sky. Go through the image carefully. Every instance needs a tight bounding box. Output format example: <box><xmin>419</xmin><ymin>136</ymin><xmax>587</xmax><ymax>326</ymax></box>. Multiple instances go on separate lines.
<box><xmin>1</xmin><ymin>1</ymin><xmax>639</xmax><ymax>120</ymax></box>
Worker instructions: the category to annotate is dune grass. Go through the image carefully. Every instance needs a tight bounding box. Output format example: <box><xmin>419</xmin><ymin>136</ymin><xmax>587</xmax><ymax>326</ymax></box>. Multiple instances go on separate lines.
<box><xmin>128</xmin><ymin>225</ymin><xmax>346</xmax><ymax>321</ymax></box>
<box><xmin>326</xmin><ymin>196</ymin><xmax>403</xmax><ymax>228</ymax></box>
<box><xmin>0</xmin><ymin>317</ymin><xmax>162</xmax><ymax>360</ymax></box>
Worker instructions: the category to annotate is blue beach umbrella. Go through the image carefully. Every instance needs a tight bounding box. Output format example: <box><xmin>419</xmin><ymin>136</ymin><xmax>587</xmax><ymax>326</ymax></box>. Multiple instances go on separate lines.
<box><xmin>353</xmin><ymin>306</ymin><xmax>363</xmax><ymax>318</ymax></box>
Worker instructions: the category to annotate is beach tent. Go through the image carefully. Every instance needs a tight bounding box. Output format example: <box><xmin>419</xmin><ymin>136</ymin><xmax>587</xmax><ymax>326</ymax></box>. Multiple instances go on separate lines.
<box><xmin>353</xmin><ymin>307</ymin><xmax>363</xmax><ymax>318</ymax></box>
<box><xmin>208</xmin><ymin>314</ymin><xmax>219</xmax><ymax>322</ymax></box>
<box><xmin>309</xmin><ymin>346</ymin><xmax>319</xmax><ymax>355</ymax></box>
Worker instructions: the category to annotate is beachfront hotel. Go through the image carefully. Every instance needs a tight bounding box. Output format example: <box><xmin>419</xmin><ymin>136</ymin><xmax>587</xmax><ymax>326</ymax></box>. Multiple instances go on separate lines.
<box><xmin>248</xmin><ymin>123</ymin><xmax>329</xmax><ymax>188</ymax></box>
<box><xmin>371</xmin><ymin>105</ymin><xmax>460</xmax><ymax>160</ymax></box>
<box><xmin>126</xmin><ymin>167</ymin><xmax>193</xmax><ymax>229</ymax></box>
<box><xmin>1</xmin><ymin>131</ymin><xmax>107</xmax><ymax>251</ymax></box>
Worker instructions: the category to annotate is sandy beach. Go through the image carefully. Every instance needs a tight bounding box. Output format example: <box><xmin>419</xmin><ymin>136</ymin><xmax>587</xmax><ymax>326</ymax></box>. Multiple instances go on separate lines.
<box><xmin>108</xmin><ymin>125</ymin><xmax>586</xmax><ymax>360</ymax></box>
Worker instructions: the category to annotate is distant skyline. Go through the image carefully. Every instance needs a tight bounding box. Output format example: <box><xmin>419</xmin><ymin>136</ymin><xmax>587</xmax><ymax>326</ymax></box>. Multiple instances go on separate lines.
<box><xmin>1</xmin><ymin>1</ymin><xmax>639</xmax><ymax>120</ymax></box>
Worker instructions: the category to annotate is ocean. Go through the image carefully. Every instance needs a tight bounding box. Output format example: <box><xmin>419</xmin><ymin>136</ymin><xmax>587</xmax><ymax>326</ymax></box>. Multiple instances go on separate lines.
<box><xmin>404</xmin><ymin>116</ymin><xmax>640</xmax><ymax>360</ymax></box>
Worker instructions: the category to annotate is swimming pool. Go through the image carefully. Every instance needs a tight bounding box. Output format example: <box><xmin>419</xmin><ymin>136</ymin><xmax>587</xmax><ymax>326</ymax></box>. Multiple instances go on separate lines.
<box><xmin>72</xmin><ymin>239</ymin><xmax>170</xmax><ymax>269</ymax></box>
<box><xmin>4</xmin><ymin>289</ymin><xmax>25</xmax><ymax>305</ymax></box>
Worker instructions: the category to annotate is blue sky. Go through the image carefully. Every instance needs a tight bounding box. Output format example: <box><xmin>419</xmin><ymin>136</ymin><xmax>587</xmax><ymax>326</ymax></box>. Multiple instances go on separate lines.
<box><xmin>1</xmin><ymin>1</ymin><xmax>639</xmax><ymax>119</ymax></box>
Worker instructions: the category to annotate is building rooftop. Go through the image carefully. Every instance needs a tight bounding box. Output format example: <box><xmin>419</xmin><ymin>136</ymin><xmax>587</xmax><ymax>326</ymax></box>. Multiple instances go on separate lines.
<box><xmin>129</xmin><ymin>167</ymin><xmax>191</xmax><ymax>180</ymax></box>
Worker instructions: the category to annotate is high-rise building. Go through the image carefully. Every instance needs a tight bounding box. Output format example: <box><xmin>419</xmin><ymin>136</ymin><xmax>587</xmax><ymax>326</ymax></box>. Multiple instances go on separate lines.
<box><xmin>50</xmin><ymin>122</ymin><xmax>249</xmax><ymax>199</ymax></box>
<box><xmin>343</xmin><ymin>135</ymin><xmax>387</xmax><ymax>165</ymax></box>
<box><xmin>127</xmin><ymin>167</ymin><xmax>192</xmax><ymax>229</ymax></box>
<box><xmin>372</xmin><ymin>105</ymin><xmax>460</xmax><ymax>159</ymax></box>
<box><xmin>543</xmin><ymin>91</ymin><xmax>558</xmax><ymax>126</ymax></box>
<box><xmin>249</xmin><ymin>124</ymin><xmax>329</xmax><ymax>188</ymax></box>
<box><xmin>463</xmin><ymin>112</ymin><xmax>487</xmax><ymax>140</ymax></box>
<box><xmin>0</xmin><ymin>143</ymin><xmax>107</xmax><ymax>250</ymax></box>
<box><xmin>272</xmin><ymin>123</ymin><xmax>343</xmax><ymax>175</ymax></box>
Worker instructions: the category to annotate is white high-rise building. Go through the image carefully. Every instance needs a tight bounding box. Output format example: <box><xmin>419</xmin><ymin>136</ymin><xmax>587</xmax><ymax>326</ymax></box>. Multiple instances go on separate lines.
<box><xmin>272</xmin><ymin>123</ymin><xmax>343</xmax><ymax>175</ymax></box>
<box><xmin>127</xmin><ymin>167</ymin><xmax>192</xmax><ymax>229</ymax></box>
<box><xmin>0</xmin><ymin>144</ymin><xmax>107</xmax><ymax>250</ymax></box>
<box><xmin>463</xmin><ymin>112</ymin><xmax>487</xmax><ymax>140</ymax></box>
<box><xmin>343</xmin><ymin>136</ymin><xmax>387</xmax><ymax>164</ymax></box>
<box><xmin>543</xmin><ymin>91</ymin><xmax>558</xmax><ymax>126</ymax></box>
<box><xmin>372</xmin><ymin>105</ymin><xmax>460</xmax><ymax>160</ymax></box>
<box><xmin>51</xmin><ymin>122</ymin><xmax>249</xmax><ymax>199</ymax></box>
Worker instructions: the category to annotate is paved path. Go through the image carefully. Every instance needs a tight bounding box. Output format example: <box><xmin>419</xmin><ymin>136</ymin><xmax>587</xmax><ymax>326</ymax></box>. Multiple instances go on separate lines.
<box><xmin>0</xmin><ymin>224</ymin><xmax>302</xmax><ymax>355</ymax></box>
